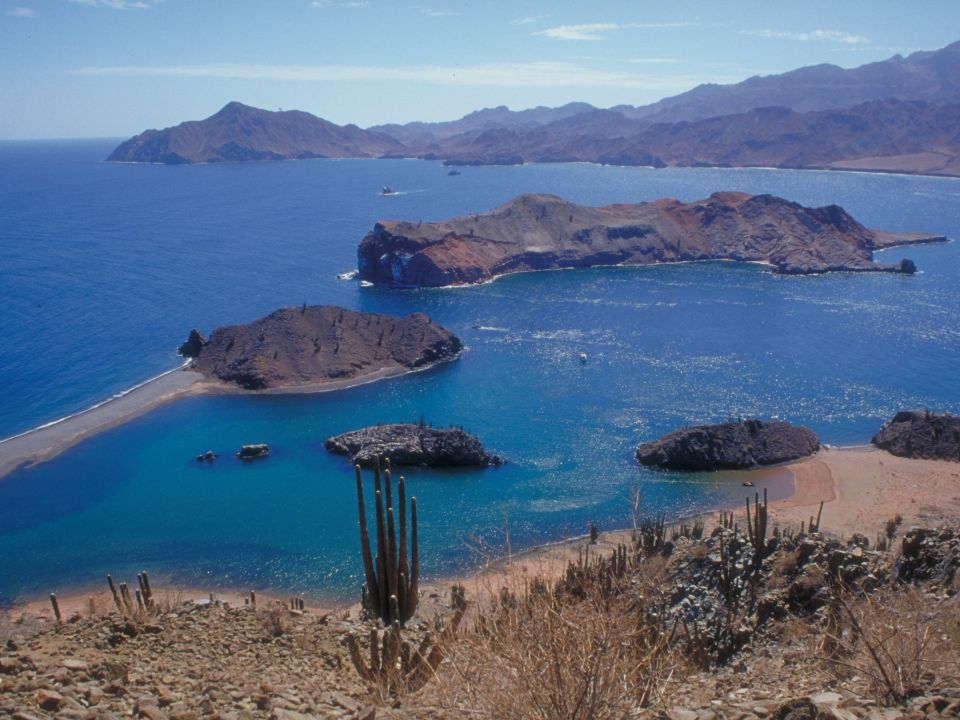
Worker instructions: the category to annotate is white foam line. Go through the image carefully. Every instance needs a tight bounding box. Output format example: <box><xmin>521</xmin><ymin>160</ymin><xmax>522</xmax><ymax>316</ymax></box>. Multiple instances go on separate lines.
<box><xmin>0</xmin><ymin>360</ymin><xmax>190</xmax><ymax>446</ymax></box>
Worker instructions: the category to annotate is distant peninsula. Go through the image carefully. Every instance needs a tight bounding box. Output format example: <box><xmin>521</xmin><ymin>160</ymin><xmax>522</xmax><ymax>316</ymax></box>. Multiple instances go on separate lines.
<box><xmin>107</xmin><ymin>102</ymin><xmax>404</xmax><ymax>164</ymax></box>
<box><xmin>356</xmin><ymin>192</ymin><xmax>943</xmax><ymax>288</ymax></box>
<box><xmin>185</xmin><ymin>305</ymin><xmax>462</xmax><ymax>390</ymax></box>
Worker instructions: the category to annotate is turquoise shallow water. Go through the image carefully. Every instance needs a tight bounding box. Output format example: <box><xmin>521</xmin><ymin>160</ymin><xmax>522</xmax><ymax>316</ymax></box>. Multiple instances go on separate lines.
<box><xmin>1</xmin><ymin>141</ymin><xmax>958</xmax><ymax>604</ymax></box>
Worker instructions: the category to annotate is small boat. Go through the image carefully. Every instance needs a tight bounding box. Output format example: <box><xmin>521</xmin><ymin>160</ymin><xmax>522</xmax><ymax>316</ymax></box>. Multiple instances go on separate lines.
<box><xmin>381</xmin><ymin>186</ymin><xmax>398</xmax><ymax>196</ymax></box>
<box><xmin>336</xmin><ymin>270</ymin><xmax>358</xmax><ymax>281</ymax></box>
<box><xmin>359</xmin><ymin>280</ymin><xmax>374</xmax><ymax>288</ymax></box>
<box><xmin>447</xmin><ymin>170</ymin><xmax>462</xmax><ymax>176</ymax></box>
<box><xmin>579</xmin><ymin>352</ymin><xmax>588</xmax><ymax>364</ymax></box>
<box><xmin>742</xmin><ymin>481</ymin><xmax>755</xmax><ymax>487</ymax></box>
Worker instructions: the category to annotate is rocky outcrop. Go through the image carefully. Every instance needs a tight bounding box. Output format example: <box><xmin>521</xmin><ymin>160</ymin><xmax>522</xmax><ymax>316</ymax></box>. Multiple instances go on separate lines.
<box><xmin>325</xmin><ymin>423</ymin><xmax>503</xmax><ymax>468</ymax></box>
<box><xmin>872</xmin><ymin>411</ymin><xmax>960</xmax><ymax>461</ymax></box>
<box><xmin>178</xmin><ymin>329</ymin><xmax>207</xmax><ymax>358</ymax></box>
<box><xmin>107</xmin><ymin>102</ymin><xmax>405</xmax><ymax>164</ymax></box>
<box><xmin>636</xmin><ymin>419</ymin><xmax>820</xmax><ymax>471</ymax></box>
<box><xmin>358</xmin><ymin>192</ymin><xmax>941</xmax><ymax>287</ymax></box>
<box><xmin>187</xmin><ymin>305</ymin><xmax>462</xmax><ymax>391</ymax></box>
<box><xmin>237</xmin><ymin>444</ymin><xmax>270</xmax><ymax>460</ymax></box>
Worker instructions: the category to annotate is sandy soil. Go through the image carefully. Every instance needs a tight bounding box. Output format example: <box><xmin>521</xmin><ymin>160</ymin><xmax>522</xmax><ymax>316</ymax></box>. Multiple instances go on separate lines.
<box><xmin>772</xmin><ymin>445</ymin><xmax>960</xmax><ymax>537</ymax></box>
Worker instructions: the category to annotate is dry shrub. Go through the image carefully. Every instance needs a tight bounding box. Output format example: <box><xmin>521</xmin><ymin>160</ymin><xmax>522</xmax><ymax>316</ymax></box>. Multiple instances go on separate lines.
<box><xmin>157</xmin><ymin>590</ymin><xmax>183</xmax><ymax>615</ymax></box>
<box><xmin>823</xmin><ymin>587</ymin><xmax>960</xmax><ymax>704</ymax></box>
<box><xmin>261</xmin><ymin>603</ymin><xmax>291</xmax><ymax>637</ymax></box>
<box><xmin>435</xmin><ymin>573</ymin><xmax>677</xmax><ymax>719</ymax></box>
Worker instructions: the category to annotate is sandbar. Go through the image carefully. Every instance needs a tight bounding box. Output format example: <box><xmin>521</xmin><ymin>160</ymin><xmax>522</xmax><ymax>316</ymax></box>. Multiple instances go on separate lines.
<box><xmin>0</xmin><ymin>357</ymin><xmax>458</xmax><ymax>481</ymax></box>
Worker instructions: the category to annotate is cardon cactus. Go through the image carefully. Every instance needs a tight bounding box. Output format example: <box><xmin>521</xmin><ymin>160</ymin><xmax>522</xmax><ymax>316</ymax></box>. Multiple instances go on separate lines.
<box><xmin>355</xmin><ymin>457</ymin><xmax>419</xmax><ymax>626</ymax></box>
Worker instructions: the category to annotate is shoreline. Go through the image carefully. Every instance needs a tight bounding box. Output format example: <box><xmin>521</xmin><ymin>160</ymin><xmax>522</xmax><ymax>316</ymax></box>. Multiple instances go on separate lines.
<box><xmin>0</xmin><ymin>354</ymin><xmax>462</xmax><ymax>481</ymax></box>
<box><xmin>10</xmin><ymin>446</ymin><xmax>958</xmax><ymax>627</ymax></box>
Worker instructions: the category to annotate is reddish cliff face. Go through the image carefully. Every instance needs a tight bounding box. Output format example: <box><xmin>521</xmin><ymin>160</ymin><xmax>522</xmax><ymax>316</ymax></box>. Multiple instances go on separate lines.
<box><xmin>189</xmin><ymin>305</ymin><xmax>461</xmax><ymax>390</ymax></box>
<box><xmin>357</xmin><ymin>192</ymin><xmax>942</xmax><ymax>288</ymax></box>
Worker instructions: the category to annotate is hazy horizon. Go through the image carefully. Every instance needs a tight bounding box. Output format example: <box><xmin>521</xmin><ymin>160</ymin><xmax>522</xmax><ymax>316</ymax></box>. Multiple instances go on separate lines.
<box><xmin>1</xmin><ymin>0</ymin><xmax>958</xmax><ymax>140</ymax></box>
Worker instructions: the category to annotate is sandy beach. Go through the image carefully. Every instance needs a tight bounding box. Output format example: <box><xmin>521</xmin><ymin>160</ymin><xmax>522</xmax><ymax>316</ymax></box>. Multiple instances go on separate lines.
<box><xmin>5</xmin><ymin>445</ymin><xmax>959</xmax><ymax>628</ymax></box>
<box><xmin>418</xmin><ymin>445</ymin><xmax>960</xmax><ymax>611</ymax></box>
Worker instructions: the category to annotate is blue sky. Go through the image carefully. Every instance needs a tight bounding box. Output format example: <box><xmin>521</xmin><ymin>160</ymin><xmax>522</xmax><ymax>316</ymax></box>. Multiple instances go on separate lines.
<box><xmin>1</xmin><ymin>0</ymin><xmax>957</xmax><ymax>139</ymax></box>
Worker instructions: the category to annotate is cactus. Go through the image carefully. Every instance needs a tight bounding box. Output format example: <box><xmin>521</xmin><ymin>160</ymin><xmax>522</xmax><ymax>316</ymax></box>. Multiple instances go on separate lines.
<box><xmin>745</xmin><ymin>489</ymin><xmax>769</xmax><ymax>570</ymax></box>
<box><xmin>808</xmin><ymin>500</ymin><xmax>824</xmax><ymax>534</ymax></box>
<box><xmin>347</xmin><ymin>595</ymin><xmax>463</xmax><ymax>696</ymax></box>
<box><xmin>355</xmin><ymin>457</ymin><xmax>419</xmax><ymax>626</ymax></box>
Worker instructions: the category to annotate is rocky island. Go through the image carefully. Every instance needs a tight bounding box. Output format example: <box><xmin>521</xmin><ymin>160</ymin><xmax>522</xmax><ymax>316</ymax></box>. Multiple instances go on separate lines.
<box><xmin>357</xmin><ymin>192</ymin><xmax>942</xmax><ymax>288</ymax></box>
<box><xmin>107</xmin><ymin>102</ymin><xmax>404</xmax><ymax>164</ymax></box>
<box><xmin>872</xmin><ymin>410</ymin><xmax>960</xmax><ymax>462</ymax></box>
<box><xmin>636</xmin><ymin>419</ymin><xmax>820</xmax><ymax>471</ymax></box>
<box><xmin>325</xmin><ymin>423</ymin><xmax>503</xmax><ymax>468</ymax></box>
<box><xmin>184</xmin><ymin>305</ymin><xmax>462</xmax><ymax>391</ymax></box>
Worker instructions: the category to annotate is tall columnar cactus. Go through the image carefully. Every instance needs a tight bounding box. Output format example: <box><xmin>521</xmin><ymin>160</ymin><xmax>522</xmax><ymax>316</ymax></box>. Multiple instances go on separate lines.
<box><xmin>355</xmin><ymin>457</ymin><xmax>419</xmax><ymax>626</ymax></box>
<box><xmin>745</xmin><ymin>488</ymin><xmax>769</xmax><ymax>570</ymax></box>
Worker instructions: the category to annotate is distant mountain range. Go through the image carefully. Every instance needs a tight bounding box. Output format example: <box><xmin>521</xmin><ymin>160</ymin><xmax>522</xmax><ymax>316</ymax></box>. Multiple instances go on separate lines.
<box><xmin>108</xmin><ymin>40</ymin><xmax>960</xmax><ymax>177</ymax></box>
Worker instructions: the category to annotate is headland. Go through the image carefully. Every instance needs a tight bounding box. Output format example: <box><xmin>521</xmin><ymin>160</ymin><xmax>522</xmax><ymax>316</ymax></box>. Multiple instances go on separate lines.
<box><xmin>358</xmin><ymin>192</ymin><xmax>944</xmax><ymax>287</ymax></box>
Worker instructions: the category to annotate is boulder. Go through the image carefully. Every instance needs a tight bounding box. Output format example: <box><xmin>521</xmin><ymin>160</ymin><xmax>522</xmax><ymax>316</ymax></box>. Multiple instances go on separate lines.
<box><xmin>871</xmin><ymin>410</ymin><xmax>960</xmax><ymax>461</ymax></box>
<box><xmin>325</xmin><ymin>424</ymin><xmax>503</xmax><ymax>468</ymax></box>
<box><xmin>636</xmin><ymin>419</ymin><xmax>820</xmax><ymax>471</ymax></box>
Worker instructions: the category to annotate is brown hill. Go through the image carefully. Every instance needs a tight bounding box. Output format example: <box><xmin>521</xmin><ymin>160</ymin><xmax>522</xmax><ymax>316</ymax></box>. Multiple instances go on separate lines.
<box><xmin>357</xmin><ymin>192</ymin><xmax>943</xmax><ymax>287</ymax></box>
<box><xmin>189</xmin><ymin>305</ymin><xmax>462</xmax><ymax>390</ymax></box>
<box><xmin>107</xmin><ymin>102</ymin><xmax>405</xmax><ymax>164</ymax></box>
<box><xmin>429</xmin><ymin>99</ymin><xmax>960</xmax><ymax>176</ymax></box>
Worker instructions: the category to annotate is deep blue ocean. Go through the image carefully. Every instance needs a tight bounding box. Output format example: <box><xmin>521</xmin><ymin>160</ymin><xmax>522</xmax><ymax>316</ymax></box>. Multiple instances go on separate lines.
<box><xmin>1</xmin><ymin>139</ymin><xmax>958</xmax><ymax>605</ymax></box>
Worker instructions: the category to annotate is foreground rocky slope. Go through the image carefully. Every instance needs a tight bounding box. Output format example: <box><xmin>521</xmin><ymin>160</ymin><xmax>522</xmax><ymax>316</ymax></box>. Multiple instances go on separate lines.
<box><xmin>872</xmin><ymin>411</ymin><xmax>960</xmax><ymax>461</ymax></box>
<box><xmin>188</xmin><ymin>305</ymin><xmax>461</xmax><ymax>390</ymax></box>
<box><xmin>358</xmin><ymin>192</ymin><xmax>939</xmax><ymax>287</ymax></box>
<box><xmin>326</xmin><ymin>423</ymin><xmax>503</xmax><ymax>468</ymax></box>
<box><xmin>108</xmin><ymin>102</ymin><xmax>404</xmax><ymax>164</ymax></box>
<box><xmin>636</xmin><ymin>418</ymin><xmax>820</xmax><ymax>471</ymax></box>
<box><xmin>2</xmin><ymin>525</ymin><xmax>957</xmax><ymax>719</ymax></box>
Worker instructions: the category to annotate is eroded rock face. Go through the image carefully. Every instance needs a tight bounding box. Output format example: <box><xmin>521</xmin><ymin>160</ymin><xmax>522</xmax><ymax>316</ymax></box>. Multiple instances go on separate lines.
<box><xmin>178</xmin><ymin>329</ymin><xmax>207</xmax><ymax>358</ymax></box>
<box><xmin>636</xmin><ymin>419</ymin><xmax>820</xmax><ymax>472</ymax></box>
<box><xmin>871</xmin><ymin>410</ymin><xmax>960</xmax><ymax>461</ymax></box>
<box><xmin>357</xmin><ymin>192</ymin><xmax>938</xmax><ymax>287</ymax></box>
<box><xmin>325</xmin><ymin>424</ymin><xmax>503</xmax><ymax>468</ymax></box>
<box><xmin>189</xmin><ymin>306</ymin><xmax>462</xmax><ymax>390</ymax></box>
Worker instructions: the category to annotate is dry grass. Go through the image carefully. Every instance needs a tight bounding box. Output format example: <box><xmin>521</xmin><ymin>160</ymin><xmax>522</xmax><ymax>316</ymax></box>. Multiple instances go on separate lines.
<box><xmin>822</xmin><ymin>588</ymin><xmax>960</xmax><ymax>704</ymax></box>
<box><xmin>427</xmin><ymin>554</ymin><xmax>681</xmax><ymax>719</ymax></box>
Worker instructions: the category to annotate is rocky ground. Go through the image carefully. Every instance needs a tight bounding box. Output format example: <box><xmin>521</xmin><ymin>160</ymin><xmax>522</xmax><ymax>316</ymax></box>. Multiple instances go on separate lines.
<box><xmin>2</xmin><ymin>521</ymin><xmax>957</xmax><ymax>719</ymax></box>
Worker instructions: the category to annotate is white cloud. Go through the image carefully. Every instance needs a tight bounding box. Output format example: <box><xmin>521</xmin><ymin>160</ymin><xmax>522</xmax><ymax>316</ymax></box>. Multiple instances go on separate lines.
<box><xmin>69</xmin><ymin>61</ymin><xmax>738</xmax><ymax>91</ymax></box>
<box><xmin>534</xmin><ymin>23</ymin><xmax>620</xmax><ymax>41</ymax></box>
<box><xmin>744</xmin><ymin>28</ymin><xmax>870</xmax><ymax>45</ymax></box>
<box><xmin>69</xmin><ymin>0</ymin><xmax>154</xmax><ymax>8</ymax></box>
<box><xmin>512</xmin><ymin>15</ymin><xmax>545</xmax><ymax>26</ymax></box>
<box><xmin>7</xmin><ymin>7</ymin><xmax>36</xmax><ymax>16</ymax></box>
<box><xmin>534</xmin><ymin>21</ymin><xmax>691</xmax><ymax>41</ymax></box>
<box><xmin>418</xmin><ymin>6</ymin><xmax>456</xmax><ymax>16</ymax></box>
